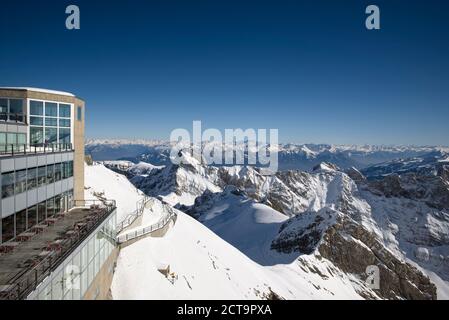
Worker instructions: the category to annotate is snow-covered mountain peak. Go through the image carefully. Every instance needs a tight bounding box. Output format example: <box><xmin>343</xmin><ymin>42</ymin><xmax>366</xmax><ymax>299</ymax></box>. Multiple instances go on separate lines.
<box><xmin>312</xmin><ymin>162</ymin><xmax>340</xmax><ymax>172</ymax></box>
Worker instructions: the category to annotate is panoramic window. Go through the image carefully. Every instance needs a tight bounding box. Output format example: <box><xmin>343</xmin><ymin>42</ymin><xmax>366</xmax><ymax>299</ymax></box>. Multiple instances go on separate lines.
<box><xmin>47</xmin><ymin>197</ymin><xmax>55</xmax><ymax>217</ymax></box>
<box><xmin>0</xmin><ymin>190</ymin><xmax>70</xmax><ymax>244</ymax></box>
<box><xmin>0</xmin><ymin>132</ymin><xmax>26</xmax><ymax>148</ymax></box>
<box><xmin>27</xmin><ymin>205</ymin><xmax>38</xmax><ymax>230</ymax></box>
<box><xmin>47</xmin><ymin>164</ymin><xmax>54</xmax><ymax>184</ymax></box>
<box><xmin>9</xmin><ymin>99</ymin><xmax>23</xmax><ymax>122</ymax></box>
<box><xmin>29</xmin><ymin>101</ymin><xmax>72</xmax><ymax>145</ymax></box>
<box><xmin>27</xmin><ymin>167</ymin><xmax>37</xmax><ymax>190</ymax></box>
<box><xmin>1</xmin><ymin>214</ymin><xmax>15</xmax><ymax>243</ymax></box>
<box><xmin>59</xmin><ymin>104</ymin><xmax>71</xmax><ymax>117</ymax></box>
<box><xmin>30</xmin><ymin>100</ymin><xmax>44</xmax><ymax>115</ymax></box>
<box><xmin>59</xmin><ymin>119</ymin><xmax>71</xmax><ymax>127</ymax></box>
<box><xmin>30</xmin><ymin>127</ymin><xmax>44</xmax><ymax>145</ymax></box>
<box><xmin>54</xmin><ymin>194</ymin><xmax>62</xmax><ymax>214</ymax></box>
<box><xmin>37</xmin><ymin>166</ymin><xmax>46</xmax><ymax>186</ymax></box>
<box><xmin>77</xmin><ymin>106</ymin><xmax>82</xmax><ymax>121</ymax></box>
<box><xmin>7</xmin><ymin>133</ymin><xmax>16</xmax><ymax>145</ymax></box>
<box><xmin>44</xmin><ymin>127</ymin><xmax>57</xmax><ymax>144</ymax></box>
<box><xmin>45</xmin><ymin>102</ymin><xmax>57</xmax><ymax>117</ymax></box>
<box><xmin>63</xmin><ymin>162</ymin><xmax>69</xmax><ymax>179</ymax></box>
<box><xmin>17</xmin><ymin>133</ymin><xmax>26</xmax><ymax>145</ymax></box>
<box><xmin>0</xmin><ymin>132</ymin><xmax>6</xmax><ymax>146</ymax></box>
<box><xmin>55</xmin><ymin>163</ymin><xmax>62</xmax><ymax>182</ymax></box>
<box><xmin>38</xmin><ymin>201</ymin><xmax>46</xmax><ymax>222</ymax></box>
<box><xmin>30</xmin><ymin>117</ymin><xmax>44</xmax><ymax>126</ymax></box>
<box><xmin>0</xmin><ymin>98</ymin><xmax>24</xmax><ymax>122</ymax></box>
<box><xmin>0</xmin><ymin>162</ymin><xmax>70</xmax><ymax>201</ymax></box>
<box><xmin>45</xmin><ymin>118</ymin><xmax>58</xmax><ymax>127</ymax></box>
<box><xmin>1</xmin><ymin>171</ymin><xmax>15</xmax><ymax>198</ymax></box>
<box><xmin>15</xmin><ymin>169</ymin><xmax>27</xmax><ymax>194</ymax></box>
<box><xmin>59</xmin><ymin>128</ymin><xmax>71</xmax><ymax>143</ymax></box>
<box><xmin>0</xmin><ymin>99</ymin><xmax>7</xmax><ymax>121</ymax></box>
<box><xmin>16</xmin><ymin>209</ymin><xmax>27</xmax><ymax>235</ymax></box>
<box><xmin>68</xmin><ymin>161</ymin><xmax>74</xmax><ymax>177</ymax></box>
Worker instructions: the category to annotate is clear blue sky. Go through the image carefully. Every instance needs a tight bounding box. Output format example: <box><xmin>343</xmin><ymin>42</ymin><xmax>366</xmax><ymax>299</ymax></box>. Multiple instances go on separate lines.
<box><xmin>1</xmin><ymin>0</ymin><xmax>448</xmax><ymax>145</ymax></box>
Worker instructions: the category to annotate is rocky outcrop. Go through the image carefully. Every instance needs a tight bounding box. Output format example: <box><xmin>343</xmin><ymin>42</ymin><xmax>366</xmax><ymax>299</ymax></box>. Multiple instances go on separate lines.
<box><xmin>271</xmin><ymin>209</ymin><xmax>437</xmax><ymax>300</ymax></box>
<box><xmin>319</xmin><ymin>218</ymin><xmax>437</xmax><ymax>300</ymax></box>
<box><xmin>345</xmin><ymin>167</ymin><xmax>367</xmax><ymax>183</ymax></box>
<box><xmin>367</xmin><ymin>173</ymin><xmax>449</xmax><ymax>210</ymax></box>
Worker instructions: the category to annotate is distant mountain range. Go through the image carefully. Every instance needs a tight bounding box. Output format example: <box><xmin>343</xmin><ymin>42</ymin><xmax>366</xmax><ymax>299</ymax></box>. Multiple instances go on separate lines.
<box><xmin>86</xmin><ymin>139</ymin><xmax>449</xmax><ymax>171</ymax></box>
<box><xmin>361</xmin><ymin>150</ymin><xmax>449</xmax><ymax>179</ymax></box>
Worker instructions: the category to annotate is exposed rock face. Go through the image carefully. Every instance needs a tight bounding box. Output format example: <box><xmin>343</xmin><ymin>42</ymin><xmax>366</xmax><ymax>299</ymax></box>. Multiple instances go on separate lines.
<box><xmin>271</xmin><ymin>208</ymin><xmax>336</xmax><ymax>255</ymax></box>
<box><xmin>367</xmin><ymin>173</ymin><xmax>449</xmax><ymax>211</ymax></box>
<box><xmin>129</xmin><ymin>152</ymin><xmax>222</xmax><ymax>204</ymax></box>
<box><xmin>440</xmin><ymin>165</ymin><xmax>449</xmax><ymax>182</ymax></box>
<box><xmin>270</xmin><ymin>207</ymin><xmax>437</xmax><ymax>300</ymax></box>
<box><xmin>318</xmin><ymin>218</ymin><xmax>437</xmax><ymax>300</ymax></box>
<box><xmin>346</xmin><ymin>167</ymin><xmax>367</xmax><ymax>183</ymax></box>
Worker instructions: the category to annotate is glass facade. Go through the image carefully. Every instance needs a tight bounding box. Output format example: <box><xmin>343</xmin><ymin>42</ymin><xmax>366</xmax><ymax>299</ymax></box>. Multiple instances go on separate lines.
<box><xmin>0</xmin><ymin>98</ymin><xmax>25</xmax><ymax>123</ymax></box>
<box><xmin>34</xmin><ymin>211</ymin><xmax>117</xmax><ymax>300</ymax></box>
<box><xmin>1</xmin><ymin>161</ymin><xmax>74</xmax><ymax>199</ymax></box>
<box><xmin>0</xmin><ymin>132</ymin><xmax>27</xmax><ymax>152</ymax></box>
<box><xmin>30</xmin><ymin>100</ymin><xmax>43</xmax><ymax>115</ymax></box>
<box><xmin>1</xmin><ymin>172</ymin><xmax>14</xmax><ymax>199</ymax></box>
<box><xmin>1</xmin><ymin>190</ymin><xmax>74</xmax><ymax>243</ymax></box>
<box><xmin>29</xmin><ymin>100</ymin><xmax>72</xmax><ymax>146</ymax></box>
<box><xmin>0</xmin><ymin>132</ymin><xmax>26</xmax><ymax>145</ymax></box>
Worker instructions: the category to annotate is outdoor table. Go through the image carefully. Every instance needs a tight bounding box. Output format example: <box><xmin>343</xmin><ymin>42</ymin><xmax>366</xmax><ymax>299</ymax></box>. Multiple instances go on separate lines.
<box><xmin>0</xmin><ymin>284</ymin><xmax>15</xmax><ymax>294</ymax></box>
<box><xmin>0</xmin><ymin>242</ymin><xmax>20</xmax><ymax>253</ymax></box>
<box><xmin>38</xmin><ymin>250</ymin><xmax>51</xmax><ymax>257</ymax></box>
<box><xmin>32</xmin><ymin>224</ymin><xmax>49</xmax><ymax>233</ymax></box>
<box><xmin>75</xmin><ymin>222</ymin><xmax>87</xmax><ymax>229</ymax></box>
<box><xmin>45</xmin><ymin>218</ymin><xmax>58</xmax><ymax>225</ymax></box>
<box><xmin>47</xmin><ymin>240</ymin><xmax>64</xmax><ymax>252</ymax></box>
<box><xmin>56</xmin><ymin>212</ymin><xmax>68</xmax><ymax>218</ymax></box>
<box><xmin>16</xmin><ymin>232</ymin><xmax>35</xmax><ymax>242</ymax></box>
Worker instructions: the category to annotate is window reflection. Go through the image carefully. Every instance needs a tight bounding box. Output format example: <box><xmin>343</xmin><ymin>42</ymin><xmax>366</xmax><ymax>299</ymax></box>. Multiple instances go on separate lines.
<box><xmin>29</xmin><ymin>100</ymin><xmax>72</xmax><ymax>145</ymax></box>
<box><xmin>1</xmin><ymin>161</ymin><xmax>73</xmax><ymax>199</ymax></box>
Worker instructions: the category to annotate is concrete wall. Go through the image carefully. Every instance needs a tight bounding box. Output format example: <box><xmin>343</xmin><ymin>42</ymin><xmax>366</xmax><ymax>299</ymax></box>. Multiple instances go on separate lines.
<box><xmin>73</xmin><ymin>98</ymin><xmax>85</xmax><ymax>201</ymax></box>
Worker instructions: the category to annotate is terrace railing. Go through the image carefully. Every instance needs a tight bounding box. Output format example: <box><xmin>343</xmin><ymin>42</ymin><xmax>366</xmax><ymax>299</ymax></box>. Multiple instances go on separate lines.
<box><xmin>0</xmin><ymin>143</ymin><xmax>73</xmax><ymax>157</ymax></box>
<box><xmin>0</xmin><ymin>199</ymin><xmax>116</xmax><ymax>300</ymax></box>
<box><xmin>115</xmin><ymin>196</ymin><xmax>150</xmax><ymax>234</ymax></box>
<box><xmin>0</xmin><ymin>113</ymin><xmax>27</xmax><ymax>124</ymax></box>
<box><xmin>116</xmin><ymin>205</ymin><xmax>176</xmax><ymax>244</ymax></box>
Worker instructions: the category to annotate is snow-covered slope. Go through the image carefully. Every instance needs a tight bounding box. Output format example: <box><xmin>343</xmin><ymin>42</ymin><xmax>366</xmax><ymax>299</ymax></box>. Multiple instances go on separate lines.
<box><xmin>85</xmin><ymin>156</ymin><xmax>449</xmax><ymax>300</ymax></box>
<box><xmin>130</xmin><ymin>152</ymin><xmax>222</xmax><ymax>206</ymax></box>
<box><xmin>128</xmin><ymin>153</ymin><xmax>449</xmax><ymax>299</ymax></box>
<box><xmin>85</xmin><ymin>162</ymin><xmax>369</xmax><ymax>299</ymax></box>
<box><xmin>187</xmin><ymin>187</ymin><xmax>290</xmax><ymax>265</ymax></box>
<box><xmin>185</xmin><ymin>181</ymin><xmax>441</xmax><ymax>299</ymax></box>
<box><xmin>84</xmin><ymin>163</ymin><xmax>146</xmax><ymax>221</ymax></box>
<box><xmin>111</xmin><ymin>207</ymin><xmax>366</xmax><ymax>300</ymax></box>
